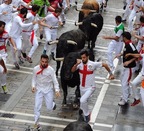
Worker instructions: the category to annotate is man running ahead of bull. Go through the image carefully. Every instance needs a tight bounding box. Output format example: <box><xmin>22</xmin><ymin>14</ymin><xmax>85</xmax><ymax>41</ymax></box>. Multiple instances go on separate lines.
<box><xmin>71</xmin><ymin>49</ymin><xmax>114</xmax><ymax>123</ymax></box>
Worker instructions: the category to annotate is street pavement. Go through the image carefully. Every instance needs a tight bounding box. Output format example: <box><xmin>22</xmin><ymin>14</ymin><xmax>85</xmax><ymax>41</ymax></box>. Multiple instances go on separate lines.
<box><xmin>0</xmin><ymin>0</ymin><xmax>144</xmax><ymax>131</ymax></box>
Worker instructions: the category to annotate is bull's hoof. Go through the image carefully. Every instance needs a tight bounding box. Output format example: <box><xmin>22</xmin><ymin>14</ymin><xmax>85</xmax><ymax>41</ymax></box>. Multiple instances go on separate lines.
<box><xmin>73</xmin><ymin>103</ymin><xmax>79</xmax><ymax>109</ymax></box>
<box><xmin>62</xmin><ymin>104</ymin><xmax>67</xmax><ymax>107</ymax></box>
<box><xmin>62</xmin><ymin>104</ymin><xmax>69</xmax><ymax>109</ymax></box>
<box><xmin>78</xmin><ymin>115</ymin><xmax>84</xmax><ymax>122</ymax></box>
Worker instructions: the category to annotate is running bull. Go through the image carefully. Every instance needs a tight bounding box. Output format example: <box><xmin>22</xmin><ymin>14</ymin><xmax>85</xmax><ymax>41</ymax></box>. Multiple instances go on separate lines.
<box><xmin>49</xmin><ymin>13</ymin><xmax>103</xmax><ymax>75</ymax></box>
<box><xmin>60</xmin><ymin>52</ymin><xmax>81</xmax><ymax>107</ymax></box>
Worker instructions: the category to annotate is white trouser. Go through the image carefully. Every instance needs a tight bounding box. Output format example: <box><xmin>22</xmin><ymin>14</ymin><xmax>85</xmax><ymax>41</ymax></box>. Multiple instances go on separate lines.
<box><xmin>0</xmin><ymin>52</ymin><xmax>7</xmax><ymax>63</ymax></box>
<box><xmin>11</xmin><ymin>37</ymin><xmax>22</xmax><ymax>63</ymax></box>
<box><xmin>140</xmin><ymin>87</ymin><xmax>144</xmax><ymax>106</ymax></box>
<box><xmin>63</xmin><ymin>0</ymin><xmax>68</xmax><ymax>9</ymax></box>
<box><xmin>121</xmin><ymin>67</ymin><xmax>132</xmax><ymax>102</ymax></box>
<box><xmin>123</xmin><ymin>4</ymin><xmax>131</xmax><ymax>20</ymax></box>
<box><xmin>0</xmin><ymin>72</ymin><xmax>6</xmax><ymax>86</ymax></box>
<box><xmin>44</xmin><ymin>29</ymin><xmax>57</xmax><ymax>55</ymax></box>
<box><xmin>136</xmin><ymin>41</ymin><xmax>144</xmax><ymax>52</ymax></box>
<box><xmin>133</xmin><ymin>59</ymin><xmax>142</xmax><ymax>72</ymax></box>
<box><xmin>5</xmin><ymin>21</ymin><xmax>12</xmax><ymax>33</ymax></box>
<box><xmin>22</xmin><ymin>31</ymin><xmax>39</xmax><ymax>58</ymax></box>
<box><xmin>128</xmin><ymin>10</ymin><xmax>141</xmax><ymax>31</ymax></box>
<box><xmin>59</xmin><ymin>10</ymin><xmax>66</xmax><ymax>22</ymax></box>
<box><xmin>131</xmin><ymin>73</ymin><xmax>143</xmax><ymax>100</ymax></box>
<box><xmin>34</xmin><ymin>89</ymin><xmax>54</xmax><ymax>124</ymax></box>
<box><xmin>0</xmin><ymin>53</ymin><xmax>7</xmax><ymax>86</ymax></box>
<box><xmin>107</xmin><ymin>40</ymin><xmax>123</xmax><ymax>68</ymax></box>
<box><xmin>80</xmin><ymin>87</ymin><xmax>96</xmax><ymax>116</ymax></box>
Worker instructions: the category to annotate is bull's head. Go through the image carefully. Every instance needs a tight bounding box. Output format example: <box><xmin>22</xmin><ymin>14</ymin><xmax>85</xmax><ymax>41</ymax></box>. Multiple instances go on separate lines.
<box><xmin>62</xmin><ymin>52</ymin><xmax>80</xmax><ymax>80</ymax></box>
<box><xmin>55</xmin><ymin>39</ymin><xmax>78</xmax><ymax>60</ymax></box>
<box><xmin>75</xmin><ymin>21</ymin><xmax>97</xmax><ymax>27</ymax></box>
<box><xmin>78</xmin><ymin>13</ymin><xmax>103</xmax><ymax>40</ymax></box>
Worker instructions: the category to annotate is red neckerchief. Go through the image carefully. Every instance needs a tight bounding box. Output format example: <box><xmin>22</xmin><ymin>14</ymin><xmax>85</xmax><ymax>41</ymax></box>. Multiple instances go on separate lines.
<box><xmin>36</xmin><ymin>65</ymin><xmax>48</xmax><ymax>75</ymax></box>
<box><xmin>31</xmin><ymin>11</ymin><xmax>36</xmax><ymax>16</ymax></box>
<box><xmin>0</xmin><ymin>30</ymin><xmax>7</xmax><ymax>38</ymax></box>
<box><xmin>18</xmin><ymin>14</ymin><xmax>24</xmax><ymax>21</ymax></box>
<box><xmin>141</xmin><ymin>24</ymin><xmax>144</xmax><ymax>27</ymax></box>
<box><xmin>125</xmin><ymin>40</ymin><xmax>132</xmax><ymax>45</ymax></box>
<box><xmin>52</xmin><ymin>12</ymin><xmax>58</xmax><ymax>18</ymax></box>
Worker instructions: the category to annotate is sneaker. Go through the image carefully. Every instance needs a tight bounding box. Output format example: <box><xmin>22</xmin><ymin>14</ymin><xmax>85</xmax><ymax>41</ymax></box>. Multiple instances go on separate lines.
<box><xmin>53</xmin><ymin>103</ymin><xmax>56</xmax><ymax>110</ymax></box>
<box><xmin>18</xmin><ymin>56</ymin><xmax>24</xmax><ymax>63</ymax></box>
<box><xmin>34</xmin><ymin>124</ymin><xmax>41</xmax><ymax>130</ymax></box>
<box><xmin>79</xmin><ymin>109</ymin><xmax>83</xmax><ymax>115</ymax></box>
<box><xmin>123</xmin><ymin>5</ymin><xmax>126</xmax><ymax>10</ymax></box>
<box><xmin>2</xmin><ymin>85</ymin><xmax>8</xmax><ymax>94</ymax></box>
<box><xmin>14</xmin><ymin>62</ymin><xmax>20</xmax><ymax>69</ymax></box>
<box><xmin>84</xmin><ymin>113</ymin><xmax>91</xmax><ymax>123</ymax></box>
<box><xmin>131</xmin><ymin>98</ymin><xmax>140</xmax><ymax>106</ymax></box>
<box><xmin>40</xmin><ymin>34</ymin><xmax>43</xmax><ymax>40</ymax></box>
<box><xmin>122</xmin><ymin>19</ymin><xmax>126</xmax><ymax>22</ymax></box>
<box><xmin>62</xmin><ymin>21</ymin><xmax>66</xmax><ymax>25</ymax></box>
<box><xmin>26</xmin><ymin>56</ymin><xmax>33</xmax><ymax>63</ymax></box>
<box><xmin>118</xmin><ymin>99</ymin><xmax>127</xmax><ymax>106</ymax></box>
<box><xmin>21</xmin><ymin>51</ymin><xmax>27</xmax><ymax>58</ymax></box>
<box><xmin>43</xmin><ymin>50</ymin><xmax>46</xmax><ymax>55</ymax></box>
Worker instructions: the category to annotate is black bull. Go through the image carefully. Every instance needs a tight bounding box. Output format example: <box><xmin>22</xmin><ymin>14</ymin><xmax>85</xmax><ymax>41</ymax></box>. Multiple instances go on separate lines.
<box><xmin>60</xmin><ymin>52</ymin><xmax>81</xmax><ymax>107</ymax></box>
<box><xmin>54</xmin><ymin>13</ymin><xmax>103</xmax><ymax>76</ymax></box>
<box><xmin>60</xmin><ymin>50</ymin><xmax>95</xmax><ymax>107</ymax></box>
<box><xmin>79</xmin><ymin>13</ymin><xmax>103</xmax><ymax>50</ymax></box>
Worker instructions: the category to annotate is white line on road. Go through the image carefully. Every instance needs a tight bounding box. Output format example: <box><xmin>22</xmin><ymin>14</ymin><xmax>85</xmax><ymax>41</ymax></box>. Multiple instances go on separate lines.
<box><xmin>8</xmin><ymin>69</ymin><xmax>32</xmax><ymax>74</ymax></box>
<box><xmin>94</xmin><ymin>123</ymin><xmax>113</xmax><ymax>128</ymax></box>
<box><xmin>90</xmin><ymin>58</ymin><xmax>119</xmax><ymax>127</ymax></box>
<box><xmin>95</xmin><ymin>46</ymin><xmax>108</xmax><ymax>50</ymax></box>
<box><xmin>0</xmin><ymin>117</ymin><xmax>66</xmax><ymax>128</ymax></box>
<box><xmin>6</xmin><ymin>64</ymin><xmax>33</xmax><ymax>70</ymax></box>
<box><xmin>0</xmin><ymin>110</ymin><xmax>75</xmax><ymax>122</ymax></box>
<box><xmin>94</xmin><ymin>48</ymin><xmax>107</xmax><ymax>52</ymax></box>
<box><xmin>0</xmin><ymin>110</ymin><xmax>113</xmax><ymax>129</ymax></box>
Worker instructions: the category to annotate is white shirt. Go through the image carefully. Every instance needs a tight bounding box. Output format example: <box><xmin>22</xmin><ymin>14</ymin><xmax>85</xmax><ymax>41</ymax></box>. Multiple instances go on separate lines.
<box><xmin>126</xmin><ymin>0</ymin><xmax>132</xmax><ymax>4</ymax></box>
<box><xmin>0</xmin><ymin>3</ymin><xmax>13</xmax><ymax>23</ymax></box>
<box><xmin>0</xmin><ymin>30</ymin><xmax>9</xmax><ymax>54</ymax></box>
<box><xmin>140</xmin><ymin>54</ymin><xmax>144</xmax><ymax>75</ymax></box>
<box><xmin>0</xmin><ymin>65</ymin><xmax>4</xmax><ymax>73</ymax></box>
<box><xmin>77</xmin><ymin>60</ymin><xmax>102</xmax><ymax>88</ymax></box>
<box><xmin>32</xmin><ymin>65</ymin><xmax>60</xmax><ymax>93</ymax></box>
<box><xmin>9</xmin><ymin>15</ymin><xmax>33</xmax><ymax>38</ymax></box>
<box><xmin>23</xmin><ymin>12</ymin><xmax>38</xmax><ymax>31</ymax></box>
<box><xmin>44</xmin><ymin>13</ymin><xmax>59</xmax><ymax>32</ymax></box>
<box><xmin>12</xmin><ymin>0</ymin><xmax>27</xmax><ymax>8</ymax></box>
<box><xmin>133</xmin><ymin>0</ymin><xmax>143</xmax><ymax>12</ymax></box>
<box><xmin>138</xmin><ymin>25</ymin><xmax>144</xmax><ymax>43</ymax></box>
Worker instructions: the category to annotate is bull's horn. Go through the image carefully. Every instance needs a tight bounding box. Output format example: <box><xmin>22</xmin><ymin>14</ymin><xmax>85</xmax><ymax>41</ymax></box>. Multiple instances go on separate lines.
<box><xmin>91</xmin><ymin>23</ymin><xmax>97</xmax><ymax>28</ymax></box>
<box><xmin>89</xmin><ymin>10</ymin><xmax>97</xmax><ymax>12</ymax></box>
<box><xmin>49</xmin><ymin>40</ymin><xmax>59</xmax><ymax>45</ymax></box>
<box><xmin>55</xmin><ymin>57</ymin><xmax>64</xmax><ymax>61</ymax></box>
<box><xmin>75</xmin><ymin>6</ymin><xmax>82</xmax><ymax>11</ymax></box>
<box><xmin>75</xmin><ymin>22</ymin><xmax>83</xmax><ymax>26</ymax></box>
<box><xmin>75</xmin><ymin>7</ymin><xmax>97</xmax><ymax>13</ymax></box>
<box><xmin>67</xmin><ymin>40</ymin><xmax>77</xmax><ymax>45</ymax></box>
